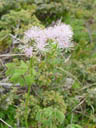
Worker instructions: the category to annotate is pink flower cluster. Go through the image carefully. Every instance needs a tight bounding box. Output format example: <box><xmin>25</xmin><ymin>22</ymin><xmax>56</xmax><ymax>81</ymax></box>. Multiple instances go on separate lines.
<box><xmin>24</xmin><ymin>23</ymin><xmax>73</xmax><ymax>52</ymax></box>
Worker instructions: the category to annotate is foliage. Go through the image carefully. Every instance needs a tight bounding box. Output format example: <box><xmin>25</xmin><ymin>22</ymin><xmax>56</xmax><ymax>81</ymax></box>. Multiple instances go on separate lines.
<box><xmin>5</xmin><ymin>44</ymin><xmax>67</xmax><ymax>127</ymax></box>
<box><xmin>36</xmin><ymin>107</ymin><xmax>65</xmax><ymax>128</ymax></box>
<box><xmin>0</xmin><ymin>106</ymin><xmax>16</xmax><ymax>128</ymax></box>
<box><xmin>15</xmin><ymin>91</ymin><xmax>66</xmax><ymax>128</ymax></box>
<box><xmin>34</xmin><ymin>0</ymin><xmax>69</xmax><ymax>24</ymax></box>
<box><xmin>0</xmin><ymin>0</ymin><xmax>42</xmax><ymax>53</ymax></box>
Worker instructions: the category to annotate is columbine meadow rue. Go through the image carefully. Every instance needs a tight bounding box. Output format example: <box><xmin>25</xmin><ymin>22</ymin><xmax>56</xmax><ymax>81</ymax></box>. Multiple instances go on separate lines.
<box><xmin>24</xmin><ymin>23</ymin><xmax>73</xmax><ymax>52</ymax></box>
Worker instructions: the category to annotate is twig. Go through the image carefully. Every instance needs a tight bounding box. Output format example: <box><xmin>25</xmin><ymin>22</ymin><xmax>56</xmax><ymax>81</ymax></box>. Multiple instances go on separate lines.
<box><xmin>0</xmin><ymin>54</ymin><xmax>25</xmax><ymax>57</ymax></box>
<box><xmin>80</xmin><ymin>83</ymin><xmax>96</xmax><ymax>91</ymax></box>
<box><xmin>65</xmin><ymin>55</ymin><xmax>71</xmax><ymax>63</ymax></box>
<box><xmin>85</xmin><ymin>22</ymin><xmax>93</xmax><ymax>43</ymax></box>
<box><xmin>0</xmin><ymin>82</ymin><xmax>20</xmax><ymax>88</ymax></box>
<box><xmin>9</xmin><ymin>34</ymin><xmax>25</xmax><ymax>44</ymax></box>
<box><xmin>72</xmin><ymin>98</ymin><xmax>85</xmax><ymax>112</ymax></box>
<box><xmin>0</xmin><ymin>118</ymin><xmax>13</xmax><ymax>128</ymax></box>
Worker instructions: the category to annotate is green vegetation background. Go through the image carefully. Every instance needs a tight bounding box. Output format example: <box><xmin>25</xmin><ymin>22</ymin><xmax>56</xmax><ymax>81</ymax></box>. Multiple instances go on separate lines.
<box><xmin>0</xmin><ymin>0</ymin><xmax>96</xmax><ymax>128</ymax></box>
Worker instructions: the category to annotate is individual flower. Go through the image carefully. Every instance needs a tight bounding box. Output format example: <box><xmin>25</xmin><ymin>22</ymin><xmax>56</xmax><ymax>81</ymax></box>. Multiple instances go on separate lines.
<box><xmin>24</xmin><ymin>47</ymin><xmax>33</xmax><ymax>57</ymax></box>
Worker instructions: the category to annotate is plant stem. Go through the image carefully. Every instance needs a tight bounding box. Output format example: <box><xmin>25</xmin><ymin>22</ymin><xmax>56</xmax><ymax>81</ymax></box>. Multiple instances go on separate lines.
<box><xmin>25</xmin><ymin>85</ymin><xmax>31</xmax><ymax>128</ymax></box>
<box><xmin>25</xmin><ymin>57</ymin><xmax>33</xmax><ymax>128</ymax></box>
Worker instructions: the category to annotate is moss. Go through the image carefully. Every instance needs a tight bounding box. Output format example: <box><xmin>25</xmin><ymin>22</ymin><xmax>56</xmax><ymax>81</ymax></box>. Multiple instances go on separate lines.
<box><xmin>0</xmin><ymin>7</ymin><xmax>43</xmax><ymax>52</ymax></box>
<box><xmin>0</xmin><ymin>30</ymin><xmax>11</xmax><ymax>53</ymax></box>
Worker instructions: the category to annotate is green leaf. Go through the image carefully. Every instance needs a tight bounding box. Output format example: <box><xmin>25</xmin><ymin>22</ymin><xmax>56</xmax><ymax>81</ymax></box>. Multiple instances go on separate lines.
<box><xmin>42</xmin><ymin>119</ymin><xmax>52</xmax><ymax>128</ymax></box>
<box><xmin>10</xmin><ymin>73</ymin><xmax>25</xmax><ymax>86</ymax></box>
<box><xmin>6</xmin><ymin>63</ymin><xmax>16</xmax><ymax>76</ymax></box>
<box><xmin>25</xmin><ymin>75</ymin><xmax>34</xmax><ymax>86</ymax></box>
<box><xmin>72</xmin><ymin>81</ymin><xmax>80</xmax><ymax>89</ymax></box>
<box><xmin>55</xmin><ymin>110</ymin><xmax>65</xmax><ymax>123</ymax></box>
<box><xmin>67</xmin><ymin>124</ymin><xmax>83</xmax><ymax>128</ymax></box>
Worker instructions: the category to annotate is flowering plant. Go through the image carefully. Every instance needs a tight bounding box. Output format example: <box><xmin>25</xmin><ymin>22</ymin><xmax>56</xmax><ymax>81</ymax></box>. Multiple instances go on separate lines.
<box><xmin>6</xmin><ymin>22</ymin><xmax>73</xmax><ymax>128</ymax></box>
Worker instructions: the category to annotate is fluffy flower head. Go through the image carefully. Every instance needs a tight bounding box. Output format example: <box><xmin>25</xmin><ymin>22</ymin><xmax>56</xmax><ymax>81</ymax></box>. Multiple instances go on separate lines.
<box><xmin>24</xmin><ymin>23</ymin><xmax>73</xmax><ymax>51</ymax></box>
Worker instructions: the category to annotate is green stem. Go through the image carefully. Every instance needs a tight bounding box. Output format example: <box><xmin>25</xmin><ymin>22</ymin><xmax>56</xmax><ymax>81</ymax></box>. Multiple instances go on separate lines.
<box><xmin>25</xmin><ymin>57</ymin><xmax>33</xmax><ymax>128</ymax></box>
<box><xmin>25</xmin><ymin>85</ymin><xmax>31</xmax><ymax>128</ymax></box>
